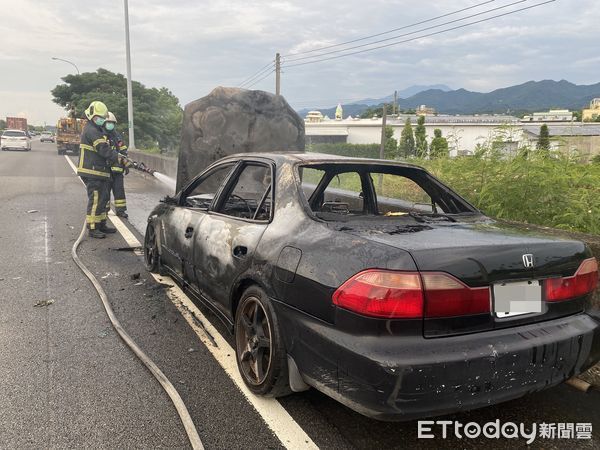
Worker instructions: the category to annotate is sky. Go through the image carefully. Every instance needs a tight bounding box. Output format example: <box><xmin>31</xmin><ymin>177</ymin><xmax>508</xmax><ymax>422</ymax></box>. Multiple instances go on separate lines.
<box><xmin>0</xmin><ymin>0</ymin><xmax>598</xmax><ymax>124</ymax></box>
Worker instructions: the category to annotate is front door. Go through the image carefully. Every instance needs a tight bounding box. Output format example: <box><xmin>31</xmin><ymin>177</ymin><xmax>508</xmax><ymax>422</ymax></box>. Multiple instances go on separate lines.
<box><xmin>160</xmin><ymin>162</ymin><xmax>237</xmax><ymax>282</ymax></box>
<box><xmin>193</xmin><ymin>162</ymin><xmax>273</xmax><ymax>319</ymax></box>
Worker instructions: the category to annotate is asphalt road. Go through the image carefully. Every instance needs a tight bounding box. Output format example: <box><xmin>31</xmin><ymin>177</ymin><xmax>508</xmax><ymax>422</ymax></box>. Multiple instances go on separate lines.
<box><xmin>0</xmin><ymin>139</ymin><xmax>599</xmax><ymax>449</ymax></box>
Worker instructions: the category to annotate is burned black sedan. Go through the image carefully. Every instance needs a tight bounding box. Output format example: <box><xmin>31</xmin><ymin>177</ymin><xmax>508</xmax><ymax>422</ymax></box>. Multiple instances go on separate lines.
<box><xmin>144</xmin><ymin>152</ymin><xmax>600</xmax><ymax>420</ymax></box>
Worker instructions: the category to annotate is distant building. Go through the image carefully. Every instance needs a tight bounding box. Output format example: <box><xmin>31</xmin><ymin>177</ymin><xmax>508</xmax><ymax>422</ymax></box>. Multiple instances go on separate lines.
<box><xmin>305</xmin><ymin>110</ymin><xmax>324</xmax><ymax>123</ymax></box>
<box><xmin>522</xmin><ymin>109</ymin><xmax>574</xmax><ymax>122</ymax></box>
<box><xmin>582</xmin><ymin>98</ymin><xmax>600</xmax><ymax>121</ymax></box>
<box><xmin>522</xmin><ymin>123</ymin><xmax>600</xmax><ymax>161</ymax></box>
<box><xmin>416</xmin><ymin>105</ymin><xmax>436</xmax><ymax>116</ymax></box>
<box><xmin>305</xmin><ymin>114</ymin><xmax>521</xmax><ymax>156</ymax></box>
<box><xmin>335</xmin><ymin>103</ymin><xmax>343</xmax><ymax>120</ymax></box>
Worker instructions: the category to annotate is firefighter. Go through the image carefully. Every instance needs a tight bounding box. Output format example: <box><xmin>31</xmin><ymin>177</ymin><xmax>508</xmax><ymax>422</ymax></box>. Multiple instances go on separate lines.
<box><xmin>103</xmin><ymin>112</ymin><xmax>130</xmax><ymax>218</ymax></box>
<box><xmin>78</xmin><ymin>101</ymin><xmax>118</xmax><ymax>238</ymax></box>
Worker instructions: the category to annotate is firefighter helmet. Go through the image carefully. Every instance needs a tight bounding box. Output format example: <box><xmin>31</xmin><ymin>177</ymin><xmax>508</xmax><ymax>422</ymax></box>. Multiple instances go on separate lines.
<box><xmin>106</xmin><ymin>111</ymin><xmax>117</xmax><ymax>123</ymax></box>
<box><xmin>84</xmin><ymin>101</ymin><xmax>109</xmax><ymax>120</ymax></box>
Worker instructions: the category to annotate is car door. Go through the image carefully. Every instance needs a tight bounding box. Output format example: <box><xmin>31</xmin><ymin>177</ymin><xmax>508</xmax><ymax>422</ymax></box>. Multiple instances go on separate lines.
<box><xmin>160</xmin><ymin>162</ymin><xmax>237</xmax><ymax>281</ymax></box>
<box><xmin>192</xmin><ymin>161</ymin><xmax>273</xmax><ymax>318</ymax></box>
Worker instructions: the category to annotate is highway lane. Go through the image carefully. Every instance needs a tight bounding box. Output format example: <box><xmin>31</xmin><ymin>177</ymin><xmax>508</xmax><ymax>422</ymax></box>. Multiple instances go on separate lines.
<box><xmin>1</xmin><ymin>139</ymin><xmax>599</xmax><ymax>449</ymax></box>
<box><xmin>0</xmin><ymin>140</ymin><xmax>282</xmax><ymax>449</ymax></box>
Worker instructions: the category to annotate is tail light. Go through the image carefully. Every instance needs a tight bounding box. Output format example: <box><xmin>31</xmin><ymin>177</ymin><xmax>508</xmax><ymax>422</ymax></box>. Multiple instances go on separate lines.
<box><xmin>333</xmin><ymin>270</ymin><xmax>490</xmax><ymax>319</ymax></box>
<box><xmin>545</xmin><ymin>257</ymin><xmax>599</xmax><ymax>302</ymax></box>
<box><xmin>421</xmin><ymin>273</ymin><xmax>490</xmax><ymax>317</ymax></box>
<box><xmin>332</xmin><ymin>270</ymin><xmax>423</xmax><ymax>318</ymax></box>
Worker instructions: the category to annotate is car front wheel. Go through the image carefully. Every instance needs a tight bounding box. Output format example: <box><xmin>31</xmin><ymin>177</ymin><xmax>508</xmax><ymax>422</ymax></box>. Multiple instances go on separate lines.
<box><xmin>235</xmin><ymin>286</ymin><xmax>291</xmax><ymax>397</ymax></box>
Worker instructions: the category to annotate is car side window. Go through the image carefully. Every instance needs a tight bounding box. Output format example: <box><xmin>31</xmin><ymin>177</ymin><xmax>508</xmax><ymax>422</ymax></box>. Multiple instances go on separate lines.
<box><xmin>183</xmin><ymin>164</ymin><xmax>234</xmax><ymax>209</ymax></box>
<box><xmin>217</xmin><ymin>164</ymin><xmax>272</xmax><ymax>220</ymax></box>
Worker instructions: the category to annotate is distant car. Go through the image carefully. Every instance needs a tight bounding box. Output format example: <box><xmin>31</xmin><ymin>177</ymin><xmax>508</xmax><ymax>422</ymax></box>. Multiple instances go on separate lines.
<box><xmin>40</xmin><ymin>132</ymin><xmax>55</xmax><ymax>143</ymax></box>
<box><xmin>144</xmin><ymin>152</ymin><xmax>600</xmax><ymax>421</ymax></box>
<box><xmin>1</xmin><ymin>129</ymin><xmax>31</xmax><ymax>151</ymax></box>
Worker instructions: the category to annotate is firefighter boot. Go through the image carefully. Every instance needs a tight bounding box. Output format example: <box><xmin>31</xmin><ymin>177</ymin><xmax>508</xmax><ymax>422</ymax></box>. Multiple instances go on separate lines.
<box><xmin>98</xmin><ymin>221</ymin><xmax>117</xmax><ymax>234</ymax></box>
<box><xmin>88</xmin><ymin>229</ymin><xmax>106</xmax><ymax>239</ymax></box>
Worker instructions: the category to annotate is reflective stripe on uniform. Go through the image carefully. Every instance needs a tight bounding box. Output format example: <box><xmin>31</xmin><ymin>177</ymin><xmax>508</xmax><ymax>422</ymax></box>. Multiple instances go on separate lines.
<box><xmin>111</xmin><ymin>166</ymin><xmax>124</xmax><ymax>172</ymax></box>
<box><xmin>89</xmin><ymin>190</ymin><xmax>99</xmax><ymax>229</ymax></box>
<box><xmin>77</xmin><ymin>167</ymin><xmax>110</xmax><ymax>178</ymax></box>
<box><xmin>80</xmin><ymin>143</ymin><xmax>95</xmax><ymax>152</ymax></box>
<box><xmin>114</xmin><ymin>200</ymin><xmax>127</xmax><ymax>206</ymax></box>
<box><xmin>93</xmin><ymin>137</ymin><xmax>108</xmax><ymax>149</ymax></box>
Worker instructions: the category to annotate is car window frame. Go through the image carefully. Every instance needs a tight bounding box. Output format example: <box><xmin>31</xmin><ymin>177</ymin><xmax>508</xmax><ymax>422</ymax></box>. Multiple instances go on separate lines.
<box><xmin>210</xmin><ymin>160</ymin><xmax>275</xmax><ymax>224</ymax></box>
<box><xmin>294</xmin><ymin>161</ymin><xmax>480</xmax><ymax>220</ymax></box>
<box><xmin>179</xmin><ymin>161</ymin><xmax>239</xmax><ymax>211</ymax></box>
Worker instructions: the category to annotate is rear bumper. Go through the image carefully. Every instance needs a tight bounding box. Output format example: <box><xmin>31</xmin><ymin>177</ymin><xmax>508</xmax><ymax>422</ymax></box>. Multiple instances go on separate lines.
<box><xmin>274</xmin><ymin>302</ymin><xmax>600</xmax><ymax>421</ymax></box>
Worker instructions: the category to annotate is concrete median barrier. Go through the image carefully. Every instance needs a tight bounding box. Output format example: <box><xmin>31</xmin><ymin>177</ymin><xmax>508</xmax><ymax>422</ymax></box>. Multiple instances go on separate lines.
<box><xmin>128</xmin><ymin>150</ymin><xmax>178</xmax><ymax>179</ymax></box>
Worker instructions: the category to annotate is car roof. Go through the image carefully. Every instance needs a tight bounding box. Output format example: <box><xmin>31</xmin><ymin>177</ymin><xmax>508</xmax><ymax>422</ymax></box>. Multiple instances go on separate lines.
<box><xmin>3</xmin><ymin>129</ymin><xmax>27</xmax><ymax>133</ymax></box>
<box><xmin>222</xmin><ymin>151</ymin><xmax>424</xmax><ymax>169</ymax></box>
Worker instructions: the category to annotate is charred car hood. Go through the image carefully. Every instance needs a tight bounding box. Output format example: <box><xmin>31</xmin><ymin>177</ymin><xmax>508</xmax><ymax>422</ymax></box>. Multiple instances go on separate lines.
<box><xmin>337</xmin><ymin>219</ymin><xmax>590</xmax><ymax>286</ymax></box>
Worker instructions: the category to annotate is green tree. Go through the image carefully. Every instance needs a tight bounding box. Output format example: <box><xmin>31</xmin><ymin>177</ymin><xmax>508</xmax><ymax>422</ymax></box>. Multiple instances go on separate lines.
<box><xmin>537</xmin><ymin>124</ymin><xmax>550</xmax><ymax>153</ymax></box>
<box><xmin>384</xmin><ymin>125</ymin><xmax>398</xmax><ymax>159</ymax></box>
<box><xmin>51</xmin><ymin>68</ymin><xmax>183</xmax><ymax>152</ymax></box>
<box><xmin>415</xmin><ymin>115</ymin><xmax>428</xmax><ymax>158</ymax></box>
<box><xmin>398</xmin><ymin>118</ymin><xmax>415</xmax><ymax>157</ymax></box>
<box><xmin>0</xmin><ymin>119</ymin><xmax>6</xmax><ymax>130</ymax></box>
<box><xmin>429</xmin><ymin>129</ymin><xmax>449</xmax><ymax>158</ymax></box>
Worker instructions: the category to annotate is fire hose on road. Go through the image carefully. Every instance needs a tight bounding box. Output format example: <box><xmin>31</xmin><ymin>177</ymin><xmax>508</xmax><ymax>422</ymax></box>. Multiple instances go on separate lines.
<box><xmin>71</xmin><ymin>221</ymin><xmax>204</xmax><ymax>449</ymax></box>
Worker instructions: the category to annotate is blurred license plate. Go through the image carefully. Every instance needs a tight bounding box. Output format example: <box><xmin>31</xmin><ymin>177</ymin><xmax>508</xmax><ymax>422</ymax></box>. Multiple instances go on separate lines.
<box><xmin>493</xmin><ymin>280</ymin><xmax>541</xmax><ymax>318</ymax></box>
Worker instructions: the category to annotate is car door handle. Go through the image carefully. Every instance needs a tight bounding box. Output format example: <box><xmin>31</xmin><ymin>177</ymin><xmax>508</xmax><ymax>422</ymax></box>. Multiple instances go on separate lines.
<box><xmin>233</xmin><ymin>245</ymin><xmax>248</xmax><ymax>258</ymax></box>
<box><xmin>184</xmin><ymin>226</ymin><xmax>194</xmax><ymax>238</ymax></box>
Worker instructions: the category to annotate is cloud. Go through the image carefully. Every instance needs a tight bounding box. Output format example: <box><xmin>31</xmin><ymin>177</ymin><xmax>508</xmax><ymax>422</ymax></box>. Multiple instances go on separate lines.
<box><xmin>0</xmin><ymin>0</ymin><xmax>599</xmax><ymax>124</ymax></box>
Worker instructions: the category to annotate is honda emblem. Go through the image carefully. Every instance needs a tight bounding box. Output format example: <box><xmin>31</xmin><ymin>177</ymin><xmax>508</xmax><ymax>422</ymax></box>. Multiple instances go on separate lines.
<box><xmin>522</xmin><ymin>254</ymin><xmax>534</xmax><ymax>268</ymax></box>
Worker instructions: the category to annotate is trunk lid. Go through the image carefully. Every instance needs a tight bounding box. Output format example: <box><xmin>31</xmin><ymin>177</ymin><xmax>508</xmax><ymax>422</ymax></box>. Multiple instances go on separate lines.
<box><xmin>336</xmin><ymin>218</ymin><xmax>590</xmax><ymax>337</ymax></box>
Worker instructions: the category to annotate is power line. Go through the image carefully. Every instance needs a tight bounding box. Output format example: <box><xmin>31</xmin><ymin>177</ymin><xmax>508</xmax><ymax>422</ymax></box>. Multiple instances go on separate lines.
<box><xmin>284</xmin><ymin>0</ymin><xmax>555</xmax><ymax>68</ymax></box>
<box><xmin>245</xmin><ymin>68</ymin><xmax>276</xmax><ymax>89</ymax></box>
<box><xmin>282</xmin><ymin>0</ymin><xmax>495</xmax><ymax>58</ymax></box>
<box><xmin>238</xmin><ymin>60</ymin><xmax>275</xmax><ymax>87</ymax></box>
<box><xmin>284</xmin><ymin>0</ymin><xmax>528</xmax><ymax>63</ymax></box>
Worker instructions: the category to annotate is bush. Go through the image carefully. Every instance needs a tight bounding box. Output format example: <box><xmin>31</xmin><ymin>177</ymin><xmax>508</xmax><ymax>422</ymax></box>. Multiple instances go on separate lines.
<box><xmin>420</xmin><ymin>153</ymin><xmax>600</xmax><ymax>234</ymax></box>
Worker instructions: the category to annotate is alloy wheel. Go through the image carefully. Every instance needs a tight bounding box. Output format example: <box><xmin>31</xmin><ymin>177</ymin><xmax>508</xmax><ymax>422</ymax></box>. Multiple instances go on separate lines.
<box><xmin>236</xmin><ymin>297</ymin><xmax>273</xmax><ymax>385</ymax></box>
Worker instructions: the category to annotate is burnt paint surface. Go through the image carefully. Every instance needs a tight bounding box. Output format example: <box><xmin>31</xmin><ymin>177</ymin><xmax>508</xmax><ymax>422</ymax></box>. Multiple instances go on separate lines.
<box><xmin>147</xmin><ymin>152</ymin><xmax>600</xmax><ymax>419</ymax></box>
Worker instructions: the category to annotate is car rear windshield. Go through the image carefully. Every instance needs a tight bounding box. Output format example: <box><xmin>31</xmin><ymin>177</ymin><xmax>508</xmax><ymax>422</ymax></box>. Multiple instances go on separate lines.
<box><xmin>3</xmin><ymin>131</ymin><xmax>26</xmax><ymax>137</ymax></box>
<box><xmin>298</xmin><ymin>163</ymin><xmax>476</xmax><ymax>221</ymax></box>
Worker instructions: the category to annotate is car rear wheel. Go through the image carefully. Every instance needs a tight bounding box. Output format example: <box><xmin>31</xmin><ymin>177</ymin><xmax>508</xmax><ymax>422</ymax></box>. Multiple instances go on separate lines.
<box><xmin>235</xmin><ymin>286</ymin><xmax>291</xmax><ymax>397</ymax></box>
<box><xmin>144</xmin><ymin>224</ymin><xmax>161</xmax><ymax>273</ymax></box>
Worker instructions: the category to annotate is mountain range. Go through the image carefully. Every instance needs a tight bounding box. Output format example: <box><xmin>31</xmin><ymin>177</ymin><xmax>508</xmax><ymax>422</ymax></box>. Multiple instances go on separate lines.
<box><xmin>297</xmin><ymin>80</ymin><xmax>600</xmax><ymax>118</ymax></box>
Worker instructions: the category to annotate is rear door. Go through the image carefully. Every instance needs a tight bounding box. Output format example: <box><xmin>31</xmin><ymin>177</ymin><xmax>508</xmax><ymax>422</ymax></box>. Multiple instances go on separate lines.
<box><xmin>192</xmin><ymin>161</ymin><xmax>273</xmax><ymax>318</ymax></box>
<box><xmin>160</xmin><ymin>162</ymin><xmax>236</xmax><ymax>280</ymax></box>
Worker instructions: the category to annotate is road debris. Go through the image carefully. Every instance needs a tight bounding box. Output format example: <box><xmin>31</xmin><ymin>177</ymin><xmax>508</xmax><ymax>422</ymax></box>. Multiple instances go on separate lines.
<box><xmin>26</xmin><ymin>209</ymin><xmax>39</xmax><ymax>214</ymax></box>
<box><xmin>134</xmin><ymin>281</ymin><xmax>144</xmax><ymax>286</ymax></box>
<box><xmin>131</xmin><ymin>273</ymin><xmax>141</xmax><ymax>280</ymax></box>
<box><xmin>34</xmin><ymin>299</ymin><xmax>54</xmax><ymax>307</ymax></box>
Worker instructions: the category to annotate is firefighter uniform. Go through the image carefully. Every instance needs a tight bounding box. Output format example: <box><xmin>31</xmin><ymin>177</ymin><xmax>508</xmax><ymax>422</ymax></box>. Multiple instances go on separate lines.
<box><xmin>107</xmin><ymin>130</ymin><xmax>128</xmax><ymax>216</ymax></box>
<box><xmin>78</xmin><ymin>119</ymin><xmax>118</xmax><ymax>231</ymax></box>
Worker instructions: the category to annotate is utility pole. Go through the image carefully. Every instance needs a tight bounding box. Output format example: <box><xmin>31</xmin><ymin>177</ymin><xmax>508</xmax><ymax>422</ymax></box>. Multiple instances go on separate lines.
<box><xmin>378</xmin><ymin>104</ymin><xmax>388</xmax><ymax>189</ymax></box>
<box><xmin>393</xmin><ymin>91</ymin><xmax>397</xmax><ymax>115</ymax></box>
<box><xmin>379</xmin><ymin>103</ymin><xmax>388</xmax><ymax>159</ymax></box>
<box><xmin>275</xmin><ymin>53</ymin><xmax>281</xmax><ymax>95</ymax></box>
<box><xmin>124</xmin><ymin>0</ymin><xmax>135</xmax><ymax>150</ymax></box>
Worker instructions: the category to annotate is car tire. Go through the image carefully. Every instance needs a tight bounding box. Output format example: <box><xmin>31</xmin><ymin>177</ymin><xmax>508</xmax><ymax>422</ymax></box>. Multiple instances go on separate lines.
<box><xmin>144</xmin><ymin>224</ymin><xmax>161</xmax><ymax>273</ymax></box>
<box><xmin>235</xmin><ymin>286</ymin><xmax>292</xmax><ymax>398</ymax></box>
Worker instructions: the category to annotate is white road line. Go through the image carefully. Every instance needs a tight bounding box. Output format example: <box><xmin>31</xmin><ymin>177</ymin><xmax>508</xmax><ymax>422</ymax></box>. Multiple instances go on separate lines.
<box><xmin>64</xmin><ymin>154</ymin><xmax>317</xmax><ymax>450</ymax></box>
